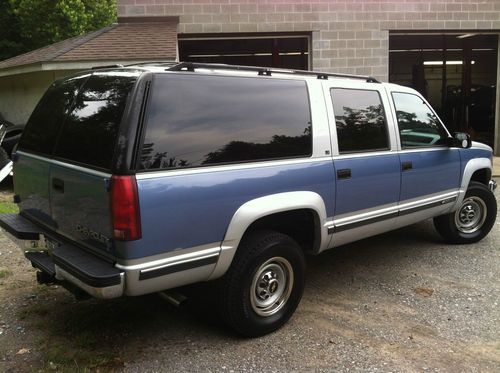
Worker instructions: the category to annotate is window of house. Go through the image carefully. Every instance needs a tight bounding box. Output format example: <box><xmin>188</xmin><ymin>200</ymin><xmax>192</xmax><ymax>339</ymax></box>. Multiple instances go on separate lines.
<box><xmin>179</xmin><ymin>35</ymin><xmax>310</xmax><ymax>70</ymax></box>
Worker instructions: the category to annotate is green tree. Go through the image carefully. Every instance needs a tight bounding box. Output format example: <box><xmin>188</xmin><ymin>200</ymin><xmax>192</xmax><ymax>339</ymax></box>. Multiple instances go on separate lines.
<box><xmin>0</xmin><ymin>0</ymin><xmax>24</xmax><ymax>60</ymax></box>
<box><xmin>1</xmin><ymin>0</ymin><xmax>116</xmax><ymax>61</ymax></box>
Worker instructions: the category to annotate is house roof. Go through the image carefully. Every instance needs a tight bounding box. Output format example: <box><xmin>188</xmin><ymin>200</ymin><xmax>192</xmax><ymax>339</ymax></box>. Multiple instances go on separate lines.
<box><xmin>0</xmin><ymin>16</ymin><xmax>178</xmax><ymax>73</ymax></box>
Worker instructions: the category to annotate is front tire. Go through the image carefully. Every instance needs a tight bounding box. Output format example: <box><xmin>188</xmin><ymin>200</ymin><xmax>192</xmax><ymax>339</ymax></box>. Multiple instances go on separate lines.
<box><xmin>218</xmin><ymin>230</ymin><xmax>305</xmax><ymax>337</ymax></box>
<box><xmin>434</xmin><ymin>181</ymin><xmax>497</xmax><ymax>244</ymax></box>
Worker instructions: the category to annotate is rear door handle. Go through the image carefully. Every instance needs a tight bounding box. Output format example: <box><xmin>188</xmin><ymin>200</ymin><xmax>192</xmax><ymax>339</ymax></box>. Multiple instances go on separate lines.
<box><xmin>52</xmin><ymin>178</ymin><xmax>64</xmax><ymax>192</ymax></box>
<box><xmin>402</xmin><ymin>161</ymin><xmax>413</xmax><ymax>171</ymax></box>
<box><xmin>337</xmin><ymin>168</ymin><xmax>351</xmax><ymax>179</ymax></box>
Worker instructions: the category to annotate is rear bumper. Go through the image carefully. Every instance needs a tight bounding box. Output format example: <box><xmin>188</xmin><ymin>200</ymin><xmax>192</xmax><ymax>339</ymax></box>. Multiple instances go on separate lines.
<box><xmin>0</xmin><ymin>213</ymin><xmax>221</xmax><ymax>298</ymax></box>
<box><xmin>0</xmin><ymin>213</ymin><xmax>124</xmax><ymax>299</ymax></box>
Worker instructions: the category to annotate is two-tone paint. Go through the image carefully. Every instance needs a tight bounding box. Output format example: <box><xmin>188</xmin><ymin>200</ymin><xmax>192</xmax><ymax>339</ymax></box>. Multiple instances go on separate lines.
<box><xmin>10</xmin><ymin>68</ymin><xmax>496</xmax><ymax>298</ymax></box>
<box><xmin>115</xmin><ymin>78</ymin><xmax>495</xmax><ymax>297</ymax></box>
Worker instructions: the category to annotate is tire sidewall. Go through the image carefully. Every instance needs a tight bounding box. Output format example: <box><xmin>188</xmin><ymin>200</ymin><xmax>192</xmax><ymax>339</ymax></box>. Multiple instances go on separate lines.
<box><xmin>453</xmin><ymin>183</ymin><xmax>497</xmax><ymax>242</ymax></box>
<box><xmin>227</xmin><ymin>232</ymin><xmax>305</xmax><ymax>336</ymax></box>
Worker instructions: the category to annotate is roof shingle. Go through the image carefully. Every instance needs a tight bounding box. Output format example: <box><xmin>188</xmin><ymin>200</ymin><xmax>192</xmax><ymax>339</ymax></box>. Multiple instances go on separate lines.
<box><xmin>0</xmin><ymin>17</ymin><xmax>178</xmax><ymax>70</ymax></box>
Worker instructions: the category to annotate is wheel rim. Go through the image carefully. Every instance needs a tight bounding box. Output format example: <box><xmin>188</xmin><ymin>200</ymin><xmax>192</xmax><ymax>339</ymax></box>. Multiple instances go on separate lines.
<box><xmin>250</xmin><ymin>257</ymin><xmax>294</xmax><ymax>317</ymax></box>
<box><xmin>454</xmin><ymin>196</ymin><xmax>487</xmax><ymax>234</ymax></box>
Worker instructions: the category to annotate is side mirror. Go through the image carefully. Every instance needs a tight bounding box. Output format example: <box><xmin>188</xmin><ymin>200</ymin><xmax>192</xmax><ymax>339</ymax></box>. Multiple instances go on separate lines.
<box><xmin>447</xmin><ymin>132</ymin><xmax>471</xmax><ymax>149</ymax></box>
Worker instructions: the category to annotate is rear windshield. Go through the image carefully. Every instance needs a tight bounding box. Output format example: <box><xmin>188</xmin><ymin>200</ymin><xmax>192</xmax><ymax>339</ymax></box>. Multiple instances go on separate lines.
<box><xmin>139</xmin><ymin>74</ymin><xmax>312</xmax><ymax>170</ymax></box>
<box><xmin>19</xmin><ymin>74</ymin><xmax>88</xmax><ymax>155</ymax></box>
<box><xmin>19</xmin><ymin>70</ymin><xmax>140</xmax><ymax>170</ymax></box>
<box><xmin>54</xmin><ymin>71</ymin><xmax>140</xmax><ymax>170</ymax></box>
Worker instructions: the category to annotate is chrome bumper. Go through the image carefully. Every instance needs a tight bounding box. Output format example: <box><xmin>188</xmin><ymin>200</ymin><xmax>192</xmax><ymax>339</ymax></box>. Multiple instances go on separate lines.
<box><xmin>55</xmin><ymin>266</ymin><xmax>124</xmax><ymax>299</ymax></box>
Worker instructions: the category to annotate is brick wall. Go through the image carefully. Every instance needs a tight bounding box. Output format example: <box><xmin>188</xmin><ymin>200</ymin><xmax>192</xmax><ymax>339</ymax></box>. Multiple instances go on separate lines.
<box><xmin>117</xmin><ymin>0</ymin><xmax>500</xmax><ymax>81</ymax></box>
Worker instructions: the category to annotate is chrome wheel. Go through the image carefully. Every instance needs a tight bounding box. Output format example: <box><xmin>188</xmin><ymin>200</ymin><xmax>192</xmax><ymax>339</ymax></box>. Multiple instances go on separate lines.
<box><xmin>454</xmin><ymin>196</ymin><xmax>487</xmax><ymax>234</ymax></box>
<box><xmin>250</xmin><ymin>257</ymin><xmax>294</xmax><ymax>317</ymax></box>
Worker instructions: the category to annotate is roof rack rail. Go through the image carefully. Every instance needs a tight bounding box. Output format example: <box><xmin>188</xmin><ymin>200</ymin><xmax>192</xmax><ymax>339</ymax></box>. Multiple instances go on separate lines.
<box><xmin>124</xmin><ymin>61</ymin><xmax>178</xmax><ymax>67</ymax></box>
<box><xmin>168</xmin><ymin>62</ymin><xmax>380</xmax><ymax>83</ymax></box>
<box><xmin>91</xmin><ymin>64</ymin><xmax>124</xmax><ymax>70</ymax></box>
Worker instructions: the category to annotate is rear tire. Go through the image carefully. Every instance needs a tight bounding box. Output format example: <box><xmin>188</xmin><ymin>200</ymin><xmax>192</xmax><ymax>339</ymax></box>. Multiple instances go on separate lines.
<box><xmin>434</xmin><ymin>181</ymin><xmax>497</xmax><ymax>244</ymax></box>
<box><xmin>218</xmin><ymin>230</ymin><xmax>305</xmax><ymax>337</ymax></box>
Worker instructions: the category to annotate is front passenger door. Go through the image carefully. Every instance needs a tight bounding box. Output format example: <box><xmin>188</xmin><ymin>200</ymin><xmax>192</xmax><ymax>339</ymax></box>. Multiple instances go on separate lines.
<box><xmin>391</xmin><ymin>92</ymin><xmax>461</xmax><ymax>204</ymax></box>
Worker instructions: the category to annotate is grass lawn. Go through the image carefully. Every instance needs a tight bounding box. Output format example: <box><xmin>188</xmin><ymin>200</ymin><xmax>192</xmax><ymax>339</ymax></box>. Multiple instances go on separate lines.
<box><xmin>0</xmin><ymin>201</ymin><xmax>18</xmax><ymax>213</ymax></box>
<box><xmin>0</xmin><ymin>179</ymin><xmax>17</xmax><ymax>213</ymax></box>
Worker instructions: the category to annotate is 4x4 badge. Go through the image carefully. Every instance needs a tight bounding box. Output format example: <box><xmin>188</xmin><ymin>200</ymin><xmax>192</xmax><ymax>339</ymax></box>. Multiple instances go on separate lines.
<box><xmin>75</xmin><ymin>224</ymin><xmax>110</xmax><ymax>245</ymax></box>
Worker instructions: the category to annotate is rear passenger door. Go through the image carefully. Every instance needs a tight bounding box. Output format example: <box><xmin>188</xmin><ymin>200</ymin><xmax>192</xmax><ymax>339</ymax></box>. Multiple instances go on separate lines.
<box><xmin>324</xmin><ymin>83</ymin><xmax>401</xmax><ymax>244</ymax></box>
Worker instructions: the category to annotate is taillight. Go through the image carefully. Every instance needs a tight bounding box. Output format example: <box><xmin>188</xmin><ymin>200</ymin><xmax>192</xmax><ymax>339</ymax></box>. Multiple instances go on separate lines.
<box><xmin>110</xmin><ymin>175</ymin><xmax>141</xmax><ymax>241</ymax></box>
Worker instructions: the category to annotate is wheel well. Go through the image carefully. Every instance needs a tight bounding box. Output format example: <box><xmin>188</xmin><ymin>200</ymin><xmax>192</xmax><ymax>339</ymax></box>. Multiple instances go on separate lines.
<box><xmin>244</xmin><ymin>209</ymin><xmax>321</xmax><ymax>253</ymax></box>
<box><xmin>470</xmin><ymin>168</ymin><xmax>491</xmax><ymax>186</ymax></box>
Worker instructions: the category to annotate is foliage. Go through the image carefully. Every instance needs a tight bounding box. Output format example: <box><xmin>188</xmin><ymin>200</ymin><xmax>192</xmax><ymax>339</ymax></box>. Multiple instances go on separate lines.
<box><xmin>0</xmin><ymin>201</ymin><xmax>18</xmax><ymax>213</ymax></box>
<box><xmin>0</xmin><ymin>0</ymin><xmax>24</xmax><ymax>60</ymax></box>
<box><xmin>0</xmin><ymin>267</ymin><xmax>12</xmax><ymax>279</ymax></box>
<box><xmin>0</xmin><ymin>0</ymin><xmax>116</xmax><ymax>61</ymax></box>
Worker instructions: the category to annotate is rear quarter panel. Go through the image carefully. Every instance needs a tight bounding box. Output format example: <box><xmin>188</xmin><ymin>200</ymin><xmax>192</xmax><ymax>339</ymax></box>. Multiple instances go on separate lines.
<box><xmin>118</xmin><ymin>160</ymin><xmax>335</xmax><ymax>260</ymax></box>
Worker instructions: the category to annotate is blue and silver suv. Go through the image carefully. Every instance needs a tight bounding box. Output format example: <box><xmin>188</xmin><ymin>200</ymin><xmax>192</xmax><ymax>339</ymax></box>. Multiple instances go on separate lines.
<box><xmin>0</xmin><ymin>62</ymin><xmax>497</xmax><ymax>336</ymax></box>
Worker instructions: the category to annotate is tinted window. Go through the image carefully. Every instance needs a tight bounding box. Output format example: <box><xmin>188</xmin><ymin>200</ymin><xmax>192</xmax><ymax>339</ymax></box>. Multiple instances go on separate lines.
<box><xmin>19</xmin><ymin>75</ymin><xmax>88</xmax><ymax>155</ymax></box>
<box><xmin>330</xmin><ymin>88</ymin><xmax>389</xmax><ymax>153</ymax></box>
<box><xmin>139</xmin><ymin>74</ymin><xmax>311</xmax><ymax>170</ymax></box>
<box><xmin>392</xmin><ymin>92</ymin><xmax>448</xmax><ymax>148</ymax></box>
<box><xmin>54</xmin><ymin>71</ymin><xmax>139</xmax><ymax>170</ymax></box>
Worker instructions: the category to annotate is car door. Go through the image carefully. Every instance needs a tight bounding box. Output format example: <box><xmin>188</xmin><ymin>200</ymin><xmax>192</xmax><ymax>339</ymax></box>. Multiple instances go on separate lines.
<box><xmin>324</xmin><ymin>82</ymin><xmax>401</xmax><ymax>246</ymax></box>
<box><xmin>15</xmin><ymin>75</ymin><xmax>89</xmax><ymax>229</ymax></box>
<box><xmin>389</xmin><ymin>90</ymin><xmax>461</xmax><ymax>220</ymax></box>
<box><xmin>49</xmin><ymin>71</ymin><xmax>140</xmax><ymax>258</ymax></box>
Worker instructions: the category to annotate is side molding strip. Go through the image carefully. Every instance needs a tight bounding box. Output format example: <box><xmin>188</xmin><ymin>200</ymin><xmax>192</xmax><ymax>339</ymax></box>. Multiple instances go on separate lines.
<box><xmin>328</xmin><ymin>194</ymin><xmax>458</xmax><ymax>233</ymax></box>
<box><xmin>139</xmin><ymin>253</ymin><xmax>219</xmax><ymax>281</ymax></box>
<box><xmin>329</xmin><ymin>212</ymin><xmax>399</xmax><ymax>233</ymax></box>
<box><xmin>399</xmin><ymin>196</ymin><xmax>457</xmax><ymax>216</ymax></box>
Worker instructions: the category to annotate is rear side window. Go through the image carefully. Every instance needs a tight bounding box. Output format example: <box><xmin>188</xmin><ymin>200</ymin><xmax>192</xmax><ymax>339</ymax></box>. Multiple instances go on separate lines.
<box><xmin>139</xmin><ymin>74</ymin><xmax>312</xmax><ymax>170</ymax></box>
<box><xmin>19</xmin><ymin>75</ymin><xmax>88</xmax><ymax>155</ymax></box>
<box><xmin>392</xmin><ymin>92</ymin><xmax>448</xmax><ymax>148</ymax></box>
<box><xmin>330</xmin><ymin>88</ymin><xmax>389</xmax><ymax>153</ymax></box>
<box><xmin>54</xmin><ymin>71</ymin><xmax>139</xmax><ymax>170</ymax></box>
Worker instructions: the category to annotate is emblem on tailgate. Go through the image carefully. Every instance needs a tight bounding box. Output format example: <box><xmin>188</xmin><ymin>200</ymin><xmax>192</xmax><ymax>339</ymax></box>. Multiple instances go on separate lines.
<box><xmin>75</xmin><ymin>224</ymin><xmax>110</xmax><ymax>245</ymax></box>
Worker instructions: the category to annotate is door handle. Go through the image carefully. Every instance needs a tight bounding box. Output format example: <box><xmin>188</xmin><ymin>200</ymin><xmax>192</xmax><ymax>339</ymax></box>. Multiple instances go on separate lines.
<box><xmin>52</xmin><ymin>178</ymin><xmax>64</xmax><ymax>192</ymax></box>
<box><xmin>402</xmin><ymin>161</ymin><xmax>413</xmax><ymax>171</ymax></box>
<box><xmin>337</xmin><ymin>168</ymin><xmax>351</xmax><ymax>179</ymax></box>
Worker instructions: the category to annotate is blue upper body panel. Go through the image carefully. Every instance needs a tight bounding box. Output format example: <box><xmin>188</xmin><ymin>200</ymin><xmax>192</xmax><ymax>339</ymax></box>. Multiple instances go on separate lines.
<box><xmin>459</xmin><ymin>147</ymin><xmax>493</xmax><ymax>180</ymax></box>
<box><xmin>399</xmin><ymin>148</ymin><xmax>461</xmax><ymax>201</ymax></box>
<box><xmin>333</xmin><ymin>154</ymin><xmax>401</xmax><ymax>215</ymax></box>
<box><xmin>118</xmin><ymin>160</ymin><xmax>335</xmax><ymax>259</ymax></box>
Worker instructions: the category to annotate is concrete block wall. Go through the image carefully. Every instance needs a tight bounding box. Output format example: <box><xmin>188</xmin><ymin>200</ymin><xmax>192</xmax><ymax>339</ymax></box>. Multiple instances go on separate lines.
<box><xmin>117</xmin><ymin>0</ymin><xmax>500</xmax><ymax>81</ymax></box>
